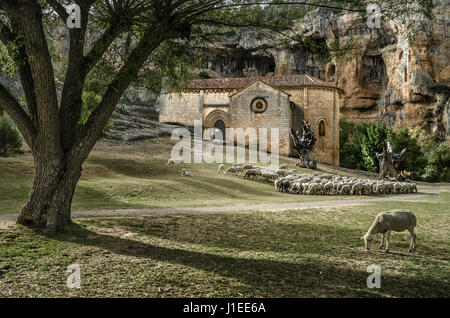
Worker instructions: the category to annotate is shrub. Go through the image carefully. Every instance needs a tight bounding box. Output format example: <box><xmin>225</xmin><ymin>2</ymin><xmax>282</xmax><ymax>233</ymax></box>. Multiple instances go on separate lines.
<box><xmin>339</xmin><ymin>118</ymin><xmax>392</xmax><ymax>172</ymax></box>
<box><xmin>387</xmin><ymin>126</ymin><xmax>427</xmax><ymax>178</ymax></box>
<box><xmin>339</xmin><ymin>117</ymin><xmax>362</xmax><ymax>169</ymax></box>
<box><xmin>422</xmin><ymin>141</ymin><xmax>450</xmax><ymax>182</ymax></box>
<box><xmin>0</xmin><ymin>115</ymin><xmax>22</xmax><ymax>157</ymax></box>
<box><xmin>199</xmin><ymin>71</ymin><xmax>210</xmax><ymax>79</ymax></box>
<box><xmin>79</xmin><ymin>89</ymin><xmax>113</xmax><ymax>135</ymax></box>
<box><xmin>360</xmin><ymin>122</ymin><xmax>391</xmax><ymax>172</ymax></box>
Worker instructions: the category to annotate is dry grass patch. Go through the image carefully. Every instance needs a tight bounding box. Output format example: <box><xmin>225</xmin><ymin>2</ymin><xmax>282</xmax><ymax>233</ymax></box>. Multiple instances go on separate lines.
<box><xmin>1</xmin><ymin>193</ymin><xmax>448</xmax><ymax>297</ymax></box>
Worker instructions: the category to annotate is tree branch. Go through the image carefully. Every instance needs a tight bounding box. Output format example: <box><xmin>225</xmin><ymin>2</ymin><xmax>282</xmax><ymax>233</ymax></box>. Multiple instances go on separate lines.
<box><xmin>69</xmin><ymin>25</ymin><xmax>170</xmax><ymax>165</ymax></box>
<box><xmin>45</xmin><ymin>0</ymin><xmax>69</xmax><ymax>22</ymax></box>
<box><xmin>16</xmin><ymin>0</ymin><xmax>61</xmax><ymax>155</ymax></box>
<box><xmin>0</xmin><ymin>19</ymin><xmax>38</xmax><ymax>125</ymax></box>
<box><xmin>59</xmin><ymin>1</ymin><xmax>92</xmax><ymax>151</ymax></box>
<box><xmin>0</xmin><ymin>82</ymin><xmax>36</xmax><ymax>147</ymax></box>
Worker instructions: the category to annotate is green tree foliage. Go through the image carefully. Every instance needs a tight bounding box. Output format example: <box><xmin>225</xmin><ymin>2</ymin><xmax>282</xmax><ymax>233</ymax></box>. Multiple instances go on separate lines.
<box><xmin>422</xmin><ymin>141</ymin><xmax>450</xmax><ymax>182</ymax></box>
<box><xmin>360</xmin><ymin>123</ymin><xmax>391</xmax><ymax>172</ymax></box>
<box><xmin>339</xmin><ymin>117</ymin><xmax>392</xmax><ymax>172</ymax></box>
<box><xmin>387</xmin><ymin>127</ymin><xmax>427</xmax><ymax>177</ymax></box>
<box><xmin>411</xmin><ymin>125</ymin><xmax>437</xmax><ymax>154</ymax></box>
<box><xmin>339</xmin><ymin>117</ymin><xmax>361</xmax><ymax>169</ymax></box>
<box><xmin>0</xmin><ymin>115</ymin><xmax>22</xmax><ymax>157</ymax></box>
<box><xmin>340</xmin><ymin>119</ymin><xmax>450</xmax><ymax>182</ymax></box>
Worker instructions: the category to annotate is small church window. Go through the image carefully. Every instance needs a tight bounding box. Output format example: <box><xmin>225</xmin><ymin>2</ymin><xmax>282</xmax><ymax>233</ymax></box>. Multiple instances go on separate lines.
<box><xmin>319</xmin><ymin>120</ymin><xmax>326</xmax><ymax>137</ymax></box>
<box><xmin>250</xmin><ymin>98</ymin><xmax>268</xmax><ymax>113</ymax></box>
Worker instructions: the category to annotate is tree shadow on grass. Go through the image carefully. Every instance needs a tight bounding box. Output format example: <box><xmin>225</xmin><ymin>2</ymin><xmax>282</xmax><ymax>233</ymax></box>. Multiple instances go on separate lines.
<box><xmin>86</xmin><ymin>214</ymin><xmax>450</xmax><ymax>262</ymax></box>
<box><xmin>177</xmin><ymin>176</ymin><xmax>277</xmax><ymax>199</ymax></box>
<box><xmin>47</xmin><ymin>223</ymin><xmax>449</xmax><ymax>298</ymax></box>
<box><xmin>86</xmin><ymin>157</ymin><xmax>176</xmax><ymax>179</ymax></box>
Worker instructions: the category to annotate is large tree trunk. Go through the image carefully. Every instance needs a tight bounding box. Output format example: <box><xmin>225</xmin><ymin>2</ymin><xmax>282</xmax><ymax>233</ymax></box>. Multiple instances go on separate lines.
<box><xmin>17</xmin><ymin>154</ymin><xmax>82</xmax><ymax>232</ymax></box>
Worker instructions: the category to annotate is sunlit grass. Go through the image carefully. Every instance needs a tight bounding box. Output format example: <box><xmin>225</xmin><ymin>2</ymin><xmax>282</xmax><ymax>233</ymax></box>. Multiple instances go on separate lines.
<box><xmin>0</xmin><ymin>194</ymin><xmax>448</xmax><ymax>297</ymax></box>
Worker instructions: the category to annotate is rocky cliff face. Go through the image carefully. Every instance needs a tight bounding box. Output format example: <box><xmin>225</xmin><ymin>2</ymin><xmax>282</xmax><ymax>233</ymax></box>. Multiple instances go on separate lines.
<box><xmin>2</xmin><ymin>2</ymin><xmax>448</xmax><ymax>142</ymax></box>
<box><xmin>198</xmin><ymin>2</ymin><xmax>450</xmax><ymax>141</ymax></box>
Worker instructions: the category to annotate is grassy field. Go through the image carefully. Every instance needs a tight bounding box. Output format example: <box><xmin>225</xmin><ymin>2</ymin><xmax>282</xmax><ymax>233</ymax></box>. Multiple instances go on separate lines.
<box><xmin>0</xmin><ymin>193</ymin><xmax>448</xmax><ymax>297</ymax></box>
<box><xmin>0</xmin><ymin>137</ymin><xmax>448</xmax><ymax>297</ymax></box>
<box><xmin>0</xmin><ymin>137</ymin><xmax>363</xmax><ymax>216</ymax></box>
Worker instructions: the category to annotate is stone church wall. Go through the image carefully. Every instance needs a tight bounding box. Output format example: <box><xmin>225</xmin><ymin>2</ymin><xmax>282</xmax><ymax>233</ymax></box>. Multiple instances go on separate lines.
<box><xmin>284</xmin><ymin>87</ymin><xmax>339</xmax><ymax>165</ymax></box>
<box><xmin>159</xmin><ymin>84</ymin><xmax>340</xmax><ymax>166</ymax></box>
<box><xmin>158</xmin><ymin>92</ymin><xmax>202</xmax><ymax>126</ymax></box>
<box><xmin>229</xmin><ymin>81</ymin><xmax>291</xmax><ymax>156</ymax></box>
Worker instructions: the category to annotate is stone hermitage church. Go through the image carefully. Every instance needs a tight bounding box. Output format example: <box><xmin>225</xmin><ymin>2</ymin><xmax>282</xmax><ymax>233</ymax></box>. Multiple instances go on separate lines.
<box><xmin>158</xmin><ymin>75</ymin><xmax>343</xmax><ymax>166</ymax></box>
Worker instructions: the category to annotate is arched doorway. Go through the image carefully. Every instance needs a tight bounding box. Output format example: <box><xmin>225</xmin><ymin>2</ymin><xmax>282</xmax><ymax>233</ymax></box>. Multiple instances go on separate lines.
<box><xmin>204</xmin><ymin>110</ymin><xmax>230</xmax><ymax>141</ymax></box>
<box><xmin>213</xmin><ymin>120</ymin><xmax>226</xmax><ymax>140</ymax></box>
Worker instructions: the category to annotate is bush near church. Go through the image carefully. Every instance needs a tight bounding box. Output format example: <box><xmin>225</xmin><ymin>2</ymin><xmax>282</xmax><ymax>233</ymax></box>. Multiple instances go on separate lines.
<box><xmin>0</xmin><ymin>115</ymin><xmax>22</xmax><ymax>157</ymax></box>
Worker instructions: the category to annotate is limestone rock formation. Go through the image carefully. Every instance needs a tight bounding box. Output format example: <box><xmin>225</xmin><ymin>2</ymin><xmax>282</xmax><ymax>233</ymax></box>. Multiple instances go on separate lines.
<box><xmin>1</xmin><ymin>2</ymin><xmax>449</xmax><ymax>143</ymax></box>
<box><xmin>106</xmin><ymin>104</ymin><xmax>178</xmax><ymax>142</ymax></box>
<box><xmin>197</xmin><ymin>2</ymin><xmax>450</xmax><ymax>141</ymax></box>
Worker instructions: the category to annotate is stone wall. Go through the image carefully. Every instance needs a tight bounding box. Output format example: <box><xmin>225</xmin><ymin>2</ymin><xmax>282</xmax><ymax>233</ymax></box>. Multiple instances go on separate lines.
<box><xmin>284</xmin><ymin>87</ymin><xmax>340</xmax><ymax>166</ymax></box>
<box><xmin>158</xmin><ymin>92</ymin><xmax>202</xmax><ymax>126</ymax></box>
<box><xmin>229</xmin><ymin>81</ymin><xmax>291</xmax><ymax>156</ymax></box>
<box><xmin>159</xmin><ymin>83</ymin><xmax>340</xmax><ymax>165</ymax></box>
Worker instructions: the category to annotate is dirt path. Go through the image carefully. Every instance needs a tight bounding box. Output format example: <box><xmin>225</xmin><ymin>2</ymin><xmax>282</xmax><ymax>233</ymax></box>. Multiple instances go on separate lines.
<box><xmin>0</xmin><ymin>189</ymin><xmax>441</xmax><ymax>225</ymax></box>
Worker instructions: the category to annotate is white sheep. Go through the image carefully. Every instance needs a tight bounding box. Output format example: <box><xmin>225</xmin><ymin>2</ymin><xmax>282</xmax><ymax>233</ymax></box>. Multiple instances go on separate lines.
<box><xmin>307</xmin><ymin>183</ymin><xmax>323</xmax><ymax>195</ymax></box>
<box><xmin>218</xmin><ymin>164</ymin><xmax>224</xmax><ymax>174</ymax></box>
<box><xmin>279</xmin><ymin>164</ymin><xmax>288</xmax><ymax>170</ymax></box>
<box><xmin>225</xmin><ymin>167</ymin><xmax>238</xmax><ymax>175</ymax></box>
<box><xmin>244</xmin><ymin>169</ymin><xmax>261</xmax><ymax>180</ymax></box>
<box><xmin>167</xmin><ymin>157</ymin><xmax>183</xmax><ymax>167</ymax></box>
<box><xmin>362</xmin><ymin>209</ymin><xmax>417</xmax><ymax>253</ymax></box>
<box><xmin>181</xmin><ymin>169</ymin><xmax>193</xmax><ymax>177</ymax></box>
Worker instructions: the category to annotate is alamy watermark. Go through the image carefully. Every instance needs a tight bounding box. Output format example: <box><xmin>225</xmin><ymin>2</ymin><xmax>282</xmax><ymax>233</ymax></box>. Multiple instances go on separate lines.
<box><xmin>66</xmin><ymin>3</ymin><xmax>81</xmax><ymax>29</ymax></box>
<box><xmin>367</xmin><ymin>4</ymin><xmax>381</xmax><ymax>29</ymax></box>
<box><xmin>67</xmin><ymin>264</ymin><xmax>81</xmax><ymax>289</ymax></box>
<box><xmin>366</xmin><ymin>264</ymin><xmax>381</xmax><ymax>289</ymax></box>
<box><xmin>171</xmin><ymin>120</ymin><xmax>280</xmax><ymax>166</ymax></box>
<box><xmin>64</xmin><ymin>3</ymin><xmax>382</xmax><ymax>30</ymax></box>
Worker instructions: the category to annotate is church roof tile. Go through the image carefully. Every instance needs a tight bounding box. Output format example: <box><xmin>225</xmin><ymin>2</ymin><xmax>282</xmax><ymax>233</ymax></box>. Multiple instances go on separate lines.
<box><xmin>175</xmin><ymin>74</ymin><xmax>342</xmax><ymax>92</ymax></box>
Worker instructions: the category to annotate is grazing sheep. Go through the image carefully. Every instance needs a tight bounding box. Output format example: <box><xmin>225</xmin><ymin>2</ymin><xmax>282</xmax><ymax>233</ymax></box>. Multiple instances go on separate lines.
<box><xmin>375</xmin><ymin>183</ymin><xmax>386</xmax><ymax>194</ymax></box>
<box><xmin>289</xmin><ymin>182</ymin><xmax>302</xmax><ymax>194</ymax></box>
<box><xmin>181</xmin><ymin>169</ymin><xmax>193</xmax><ymax>177</ymax></box>
<box><xmin>393</xmin><ymin>182</ymin><xmax>402</xmax><ymax>194</ymax></box>
<box><xmin>225</xmin><ymin>167</ymin><xmax>238</xmax><ymax>175</ymax></box>
<box><xmin>339</xmin><ymin>184</ymin><xmax>351</xmax><ymax>195</ymax></box>
<box><xmin>274</xmin><ymin>177</ymin><xmax>283</xmax><ymax>191</ymax></box>
<box><xmin>223</xmin><ymin>164</ymin><xmax>417</xmax><ymax>197</ymax></box>
<box><xmin>307</xmin><ymin>183</ymin><xmax>323</xmax><ymax>195</ymax></box>
<box><xmin>167</xmin><ymin>157</ymin><xmax>183</xmax><ymax>167</ymax></box>
<box><xmin>362</xmin><ymin>210</ymin><xmax>417</xmax><ymax>253</ymax></box>
<box><xmin>244</xmin><ymin>169</ymin><xmax>261</xmax><ymax>180</ymax></box>
<box><xmin>350</xmin><ymin>183</ymin><xmax>363</xmax><ymax>195</ymax></box>
<box><xmin>323</xmin><ymin>182</ymin><xmax>334</xmax><ymax>195</ymax></box>
<box><xmin>218</xmin><ymin>164</ymin><xmax>224</xmax><ymax>174</ymax></box>
<box><xmin>280</xmin><ymin>179</ymin><xmax>292</xmax><ymax>193</ymax></box>
<box><xmin>233</xmin><ymin>165</ymin><xmax>244</xmax><ymax>174</ymax></box>
<box><xmin>261</xmin><ymin>172</ymin><xmax>279</xmax><ymax>182</ymax></box>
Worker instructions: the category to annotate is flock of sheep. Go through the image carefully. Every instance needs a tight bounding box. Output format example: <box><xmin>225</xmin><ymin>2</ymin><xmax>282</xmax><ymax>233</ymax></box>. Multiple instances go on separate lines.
<box><xmin>167</xmin><ymin>157</ymin><xmax>419</xmax><ymax>252</ymax></box>
<box><xmin>218</xmin><ymin>163</ymin><xmax>417</xmax><ymax>196</ymax></box>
